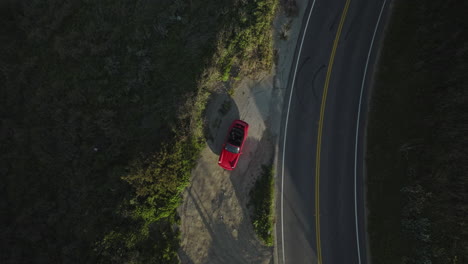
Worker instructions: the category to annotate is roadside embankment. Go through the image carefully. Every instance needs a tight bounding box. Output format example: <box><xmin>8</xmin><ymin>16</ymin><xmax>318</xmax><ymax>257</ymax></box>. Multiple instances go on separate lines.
<box><xmin>366</xmin><ymin>1</ymin><xmax>468</xmax><ymax>263</ymax></box>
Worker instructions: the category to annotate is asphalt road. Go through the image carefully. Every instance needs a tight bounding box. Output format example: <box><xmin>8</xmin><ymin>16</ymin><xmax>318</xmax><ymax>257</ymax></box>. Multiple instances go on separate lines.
<box><xmin>277</xmin><ymin>0</ymin><xmax>391</xmax><ymax>263</ymax></box>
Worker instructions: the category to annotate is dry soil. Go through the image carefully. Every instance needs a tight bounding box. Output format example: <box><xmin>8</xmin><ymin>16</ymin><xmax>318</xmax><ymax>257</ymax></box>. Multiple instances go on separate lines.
<box><xmin>177</xmin><ymin>1</ymin><xmax>308</xmax><ymax>263</ymax></box>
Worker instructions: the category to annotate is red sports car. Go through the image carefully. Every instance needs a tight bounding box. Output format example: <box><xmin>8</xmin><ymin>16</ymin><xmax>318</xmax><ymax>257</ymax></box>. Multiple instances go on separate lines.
<box><xmin>218</xmin><ymin>120</ymin><xmax>249</xmax><ymax>170</ymax></box>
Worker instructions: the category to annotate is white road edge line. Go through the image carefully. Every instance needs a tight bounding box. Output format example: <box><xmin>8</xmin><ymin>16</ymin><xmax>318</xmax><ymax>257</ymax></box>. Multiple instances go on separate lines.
<box><xmin>280</xmin><ymin>1</ymin><xmax>317</xmax><ymax>263</ymax></box>
<box><xmin>354</xmin><ymin>1</ymin><xmax>388</xmax><ymax>263</ymax></box>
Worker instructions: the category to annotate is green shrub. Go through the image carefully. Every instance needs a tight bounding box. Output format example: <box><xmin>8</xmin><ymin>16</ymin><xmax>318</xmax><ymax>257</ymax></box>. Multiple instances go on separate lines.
<box><xmin>249</xmin><ymin>165</ymin><xmax>275</xmax><ymax>246</ymax></box>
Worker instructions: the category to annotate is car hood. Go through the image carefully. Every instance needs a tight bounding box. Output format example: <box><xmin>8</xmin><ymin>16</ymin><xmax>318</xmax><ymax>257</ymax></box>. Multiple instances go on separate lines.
<box><xmin>218</xmin><ymin>149</ymin><xmax>239</xmax><ymax>170</ymax></box>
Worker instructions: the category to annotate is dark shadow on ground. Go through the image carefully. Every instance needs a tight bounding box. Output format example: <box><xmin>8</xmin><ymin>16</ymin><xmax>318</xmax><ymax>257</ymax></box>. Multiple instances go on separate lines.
<box><xmin>179</xmin><ymin>158</ymin><xmax>271</xmax><ymax>264</ymax></box>
<box><xmin>177</xmin><ymin>249</ymin><xmax>195</xmax><ymax>264</ymax></box>
<box><xmin>225</xmin><ymin>128</ymin><xmax>276</xmax><ymax>263</ymax></box>
<box><xmin>203</xmin><ymin>91</ymin><xmax>240</xmax><ymax>155</ymax></box>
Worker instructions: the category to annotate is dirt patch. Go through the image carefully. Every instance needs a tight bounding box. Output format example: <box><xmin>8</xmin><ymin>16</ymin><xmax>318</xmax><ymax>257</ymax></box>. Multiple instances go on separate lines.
<box><xmin>178</xmin><ymin>76</ymin><xmax>276</xmax><ymax>264</ymax></box>
<box><xmin>177</xmin><ymin>1</ymin><xmax>308</xmax><ymax>263</ymax></box>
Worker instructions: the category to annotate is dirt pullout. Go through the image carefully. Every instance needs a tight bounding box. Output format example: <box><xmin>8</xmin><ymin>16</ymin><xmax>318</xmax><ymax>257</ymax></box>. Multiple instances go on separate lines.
<box><xmin>178</xmin><ymin>0</ymin><xmax>308</xmax><ymax>263</ymax></box>
<box><xmin>178</xmin><ymin>75</ymin><xmax>275</xmax><ymax>264</ymax></box>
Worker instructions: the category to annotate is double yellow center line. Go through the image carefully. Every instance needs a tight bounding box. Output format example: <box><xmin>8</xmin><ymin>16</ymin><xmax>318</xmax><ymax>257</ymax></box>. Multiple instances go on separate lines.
<box><xmin>315</xmin><ymin>0</ymin><xmax>351</xmax><ymax>263</ymax></box>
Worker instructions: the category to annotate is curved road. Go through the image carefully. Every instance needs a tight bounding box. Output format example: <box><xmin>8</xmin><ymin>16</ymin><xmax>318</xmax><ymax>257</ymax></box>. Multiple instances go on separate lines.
<box><xmin>277</xmin><ymin>0</ymin><xmax>391</xmax><ymax>263</ymax></box>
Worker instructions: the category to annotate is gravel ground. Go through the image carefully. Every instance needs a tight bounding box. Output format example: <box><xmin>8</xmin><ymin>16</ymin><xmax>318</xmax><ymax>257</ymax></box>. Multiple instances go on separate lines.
<box><xmin>177</xmin><ymin>1</ymin><xmax>308</xmax><ymax>263</ymax></box>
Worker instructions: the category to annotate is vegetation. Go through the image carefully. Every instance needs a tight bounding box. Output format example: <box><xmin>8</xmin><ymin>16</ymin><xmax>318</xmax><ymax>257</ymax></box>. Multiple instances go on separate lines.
<box><xmin>0</xmin><ymin>0</ymin><xmax>277</xmax><ymax>263</ymax></box>
<box><xmin>215</xmin><ymin>0</ymin><xmax>277</xmax><ymax>80</ymax></box>
<box><xmin>248</xmin><ymin>164</ymin><xmax>275</xmax><ymax>246</ymax></box>
<box><xmin>366</xmin><ymin>0</ymin><xmax>467</xmax><ymax>263</ymax></box>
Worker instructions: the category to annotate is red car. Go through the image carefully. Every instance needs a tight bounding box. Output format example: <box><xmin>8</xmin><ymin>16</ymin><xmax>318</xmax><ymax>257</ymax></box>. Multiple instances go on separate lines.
<box><xmin>218</xmin><ymin>120</ymin><xmax>249</xmax><ymax>170</ymax></box>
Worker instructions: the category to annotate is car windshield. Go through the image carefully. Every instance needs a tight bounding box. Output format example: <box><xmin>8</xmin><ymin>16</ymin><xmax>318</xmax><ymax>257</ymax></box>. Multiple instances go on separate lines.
<box><xmin>225</xmin><ymin>144</ymin><xmax>240</xmax><ymax>154</ymax></box>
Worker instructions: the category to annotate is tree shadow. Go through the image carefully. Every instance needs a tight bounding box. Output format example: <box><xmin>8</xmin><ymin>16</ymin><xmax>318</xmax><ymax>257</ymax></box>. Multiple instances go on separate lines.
<box><xmin>177</xmin><ymin>248</ymin><xmax>195</xmax><ymax>264</ymax></box>
<box><xmin>224</xmin><ymin>128</ymin><xmax>276</xmax><ymax>262</ymax></box>
<box><xmin>179</xmin><ymin>139</ymin><xmax>273</xmax><ymax>263</ymax></box>
<box><xmin>203</xmin><ymin>91</ymin><xmax>240</xmax><ymax>155</ymax></box>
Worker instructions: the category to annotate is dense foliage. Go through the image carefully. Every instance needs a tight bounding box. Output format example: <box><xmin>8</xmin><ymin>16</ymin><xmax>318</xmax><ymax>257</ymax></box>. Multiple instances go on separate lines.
<box><xmin>248</xmin><ymin>165</ymin><xmax>275</xmax><ymax>246</ymax></box>
<box><xmin>367</xmin><ymin>0</ymin><xmax>467</xmax><ymax>263</ymax></box>
<box><xmin>0</xmin><ymin>0</ymin><xmax>277</xmax><ymax>263</ymax></box>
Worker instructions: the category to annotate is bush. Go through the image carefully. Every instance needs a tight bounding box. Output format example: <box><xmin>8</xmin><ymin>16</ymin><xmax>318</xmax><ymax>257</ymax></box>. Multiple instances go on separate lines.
<box><xmin>249</xmin><ymin>165</ymin><xmax>275</xmax><ymax>246</ymax></box>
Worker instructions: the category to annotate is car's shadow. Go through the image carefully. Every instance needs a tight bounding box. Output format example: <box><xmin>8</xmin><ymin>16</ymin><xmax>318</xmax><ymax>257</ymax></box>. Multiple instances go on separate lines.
<box><xmin>203</xmin><ymin>91</ymin><xmax>240</xmax><ymax>155</ymax></box>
